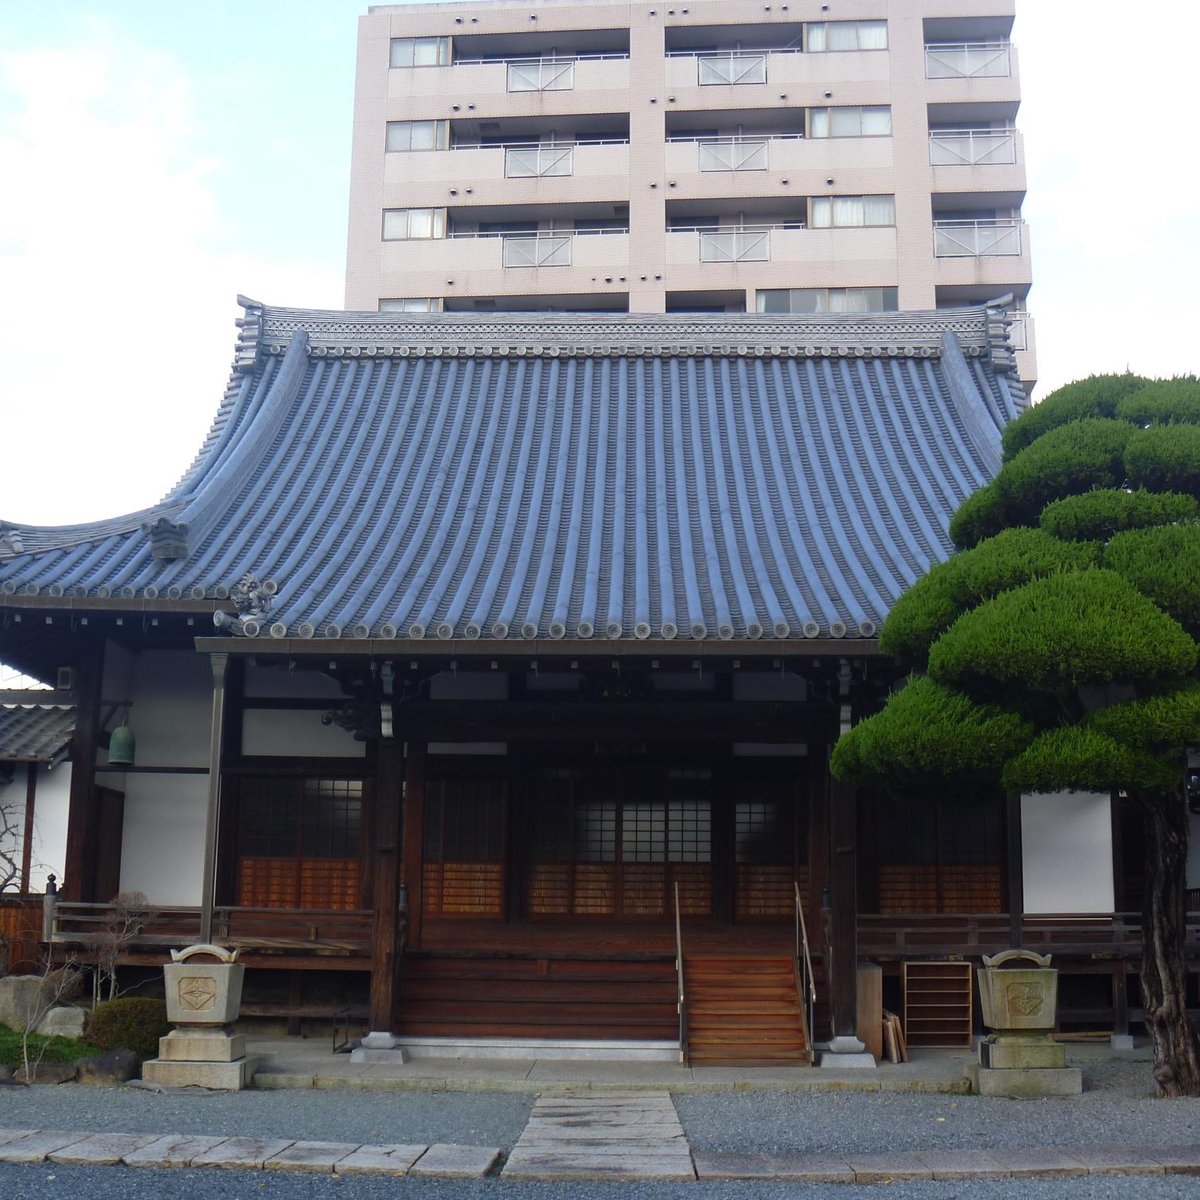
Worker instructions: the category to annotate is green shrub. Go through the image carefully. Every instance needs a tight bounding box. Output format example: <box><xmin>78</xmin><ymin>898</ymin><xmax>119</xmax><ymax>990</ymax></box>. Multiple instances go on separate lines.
<box><xmin>1001</xmin><ymin>374</ymin><xmax>1148</xmax><ymax>462</ymax></box>
<box><xmin>1088</xmin><ymin>685</ymin><xmax>1200</xmax><ymax>753</ymax></box>
<box><xmin>1104</xmin><ymin>523</ymin><xmax>1200</xmax><ymax>633</ymax></box>
<box><xmin>927</xmin><ymin>569</ymin><xmax>1197</xmax><ymax>695</ymax></box>
<box><xmin>1039</xmin><ymin>489</ymin><xmax>1198</xmax><ymax>542</ymax></box>
<box><xmin>949</xmin><ymin>480</ymin><xmax>1007</xmax><ymax>549</ymax></box>
<box><xmin>1114</xmin><ymin>378</ymin><xmax>1200</xmax><ymax>427</ymax></box>
<box><xmin>1124</xmin><ymin>424</ymin><xmax>1200</xmax><ymax>496</ymax></box>
<box><xmin>830</xmin><ymin>676</ymin><xmax>1032</xmax><ymax>785</ymax></box>
<box><xmin>1001</xmin><ymin>726</ymin><xmax>1177</xmax><ymax>794</ymax></box>
<box><xmin>84</xmin><ymin>997</ymin><xmax>170</xmax><ymax>1060</ymax></box>
<box><xmin>881</xmin><ymin>528</ymin><xmax>1097</xmax><ymax>669</ymax></box>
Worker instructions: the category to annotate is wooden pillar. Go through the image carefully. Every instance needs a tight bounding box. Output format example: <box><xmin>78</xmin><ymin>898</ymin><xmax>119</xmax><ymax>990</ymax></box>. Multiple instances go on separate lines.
<box><xmin>1006</xmin><ymin>790</ymin><xmax>1024</xmax><ymax>948</ymax></box>
<box><xmin>828</xmin><ymin>770</ymin><xmax>860</xmax><ymax>1042</ymax></box>
<box><xmin>199</xmin><ymin>652</ymin><xmax>229</xmax><ymax>945</ymax></box>
<box><xmin>62</xmin><ymin>640</ymin><xmax>103</xmax><ymax>902</ymax></box>
<box><xmin>401</xmin><ymin>742</ymin><xmax>427</xmax><ymax>951</ymax></box>
<box><xmin>20</xmin><ymin>764</ymin><xmax>37</xmax><ymax>894</ymax></box>
<box><xmin>368</xmin><ymin>737</ymin><xmax>405</xmax><ymax>1032</ymax></box>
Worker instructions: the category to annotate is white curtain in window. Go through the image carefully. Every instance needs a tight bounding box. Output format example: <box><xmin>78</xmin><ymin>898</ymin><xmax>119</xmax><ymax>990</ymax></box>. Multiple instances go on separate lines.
<box><xmin>858</xmin><ymin>21</ymin><xmax>888</xmax><ymax>49</ymax></box>
<box><xmin>861</xmin><ymin>106</ymin><xmax>892</xmax><ymax>135</ymax></box>
<box><xmin>863</xmin><ymin>194</ymin><xmax>895</xmax><ymax>225</ymax></box>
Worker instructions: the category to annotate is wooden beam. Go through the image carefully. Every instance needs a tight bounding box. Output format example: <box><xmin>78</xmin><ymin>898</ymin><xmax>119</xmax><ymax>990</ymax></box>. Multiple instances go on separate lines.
<box><xmin>828</xmin><ymin>771</ymin><xmax>859</xmax><ymax>1040</ymax></box>
<box><xmin>62</xmin><ymin>640</ymin><xmax>103</xmax><ymax>902</ymax></box>
<box><xmin>386</xmin><ymin>699</ymin><xmax>827</xmax><ymax>742</ymax></box>
<box><xmin>199</xmin><ymin>653</ymin><xmax>229</xmax><ymax>945</ymax></box>
<box><xmin>369</xmin><ymin>738</ymin><xmax>405</xmax><ymax>1031</ymax></box>
<box><xmin>401</xmin><ymin>742</ymin><xmax>427</xmax><ymax>952</ymax></box>
<box><xmin>1006</xmin><ymin>790</ymin><xmax>1024</xmax><ymax>948</ymax></box>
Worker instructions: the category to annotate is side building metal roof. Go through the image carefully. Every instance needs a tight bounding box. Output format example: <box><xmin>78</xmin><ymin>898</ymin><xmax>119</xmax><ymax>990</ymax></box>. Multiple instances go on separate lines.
<box><xmin>0</xmin><ymin>301</ymin><xmax>1023</xmax><ymax>645</ymax></box>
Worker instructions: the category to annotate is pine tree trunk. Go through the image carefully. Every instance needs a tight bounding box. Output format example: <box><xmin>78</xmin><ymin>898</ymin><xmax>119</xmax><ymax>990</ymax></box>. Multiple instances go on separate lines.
<box><xmin>1139</xmin><ymin>789</ymin><xmax>1200</xmax><ymax>1097</ymax></box>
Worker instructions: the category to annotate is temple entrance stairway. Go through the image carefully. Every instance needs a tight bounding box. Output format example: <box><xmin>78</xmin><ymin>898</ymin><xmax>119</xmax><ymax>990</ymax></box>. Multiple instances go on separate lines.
<box><xmin>683</xmin><ymin>954</ymin><xmax>813</xmax><ymax>1066</ymax></box>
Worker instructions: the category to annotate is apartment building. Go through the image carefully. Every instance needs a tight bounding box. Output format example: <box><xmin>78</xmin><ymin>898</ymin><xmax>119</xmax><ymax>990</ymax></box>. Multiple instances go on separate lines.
<box><xmin>346</xmin><ymin>0</ymin><xmax>1034</xmax><ymax>382</ymax></box>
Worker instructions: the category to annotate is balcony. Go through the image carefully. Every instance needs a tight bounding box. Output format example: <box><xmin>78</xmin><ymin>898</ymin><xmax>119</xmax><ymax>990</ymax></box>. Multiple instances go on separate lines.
<box><xmin>667</xmin><ymin>223</ymin><xmax>897</xmax><ymax>276</ymax></box>
<box><xmin>504</xmin><ymin>143</ymin><xmax>576</xmax><ymax>178</ymax></box>
<box><xmin>694</xmin><ymin>137</ymin><xmax>773</xmax><ymax>172</ymax></box>
<box><xmin>929</xmin><ymin>128</ymin><xmax>1016</xmax><ymax>166</ymax></box>
<box><xmin>925</xmin><ymin>42</ymin><xmax>1013</xmax><ymax>79</ymax></box>
<box><xmin>933</xmin><ymin>218</ymin><xmax>1024</xmax><ymax>257</ymax></box>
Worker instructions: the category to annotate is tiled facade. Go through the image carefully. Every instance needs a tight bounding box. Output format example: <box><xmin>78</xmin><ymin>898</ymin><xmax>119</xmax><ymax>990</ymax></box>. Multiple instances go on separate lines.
<box><xmin>346</xmin><ymin>0</ymin><xmax>1034</xmax><ymax>383</ymax></box>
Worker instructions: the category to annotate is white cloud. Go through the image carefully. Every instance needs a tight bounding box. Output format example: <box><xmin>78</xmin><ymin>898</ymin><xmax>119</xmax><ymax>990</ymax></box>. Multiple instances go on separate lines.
<box><xmin>0</xmin><ymin>22</ymin><xmax>341</xmax><ymax>526</ymax></box>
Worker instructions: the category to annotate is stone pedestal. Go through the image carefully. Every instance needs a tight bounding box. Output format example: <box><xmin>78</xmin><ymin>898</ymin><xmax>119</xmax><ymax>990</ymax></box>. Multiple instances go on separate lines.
<box><xmin>966</xmin><ymin>949</ymin><xmax>1081</xmax><ymax>1098</ymax></box>
<box><xmin>819</xmin><ymin>1034</ymin><xmax>876</xmax><ymax>1069</ymax></box>
<box><xmin>143</xmin><ymin>944</ymin><xmax>254</xmax><ymax>1090</ymax></box>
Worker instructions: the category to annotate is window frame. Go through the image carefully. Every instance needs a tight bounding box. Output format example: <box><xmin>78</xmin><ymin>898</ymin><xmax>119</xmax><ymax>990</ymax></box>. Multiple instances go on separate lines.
<box><xmin>389</xmin><ymin>36</ymin><xmax>451</xmax><ymax>68</ymax></box>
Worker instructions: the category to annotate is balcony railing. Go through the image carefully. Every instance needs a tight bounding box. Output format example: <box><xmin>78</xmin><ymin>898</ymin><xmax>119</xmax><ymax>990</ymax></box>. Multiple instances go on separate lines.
<box><xmin>929</xmin><ymin>128</ymin><xmax>1017</xmax><ymax>166</ymax></box>
<box><xmin>697</xmin><ymin>138</ymin><xmax>770</xmax><ymax>172</ymax></box>
<box><xmin>933</xmin><ymin>218</ymin><xmax>1024</xmax><ymax>257</ymax></box>
<box><xmin>684</xmin><ymin>226</ymin><xmax>776</xmax><ymax>263</ymax></box>
<box><xmin>505</xmin><ymin>144</ymin><xmax>575</xmax><ymax>178</ymax></box>
<box><xmin>506</xmin><ymin>57</ymin><xmax>576</xmax><ymax>92</ymax></box>
<box><xmin>696</xmin><ymin>52</ymin><xmax>768</xmax><ymax>86</ymax></box>
<box><xmin>501</xmin><ymin>233</ymin><xmax>573</xmax><ymax>267</ymax></box>
<box><xmin>925</xmin><ymin>41</ymin><xmax>1013</xmax><ymax>79</ymax></box>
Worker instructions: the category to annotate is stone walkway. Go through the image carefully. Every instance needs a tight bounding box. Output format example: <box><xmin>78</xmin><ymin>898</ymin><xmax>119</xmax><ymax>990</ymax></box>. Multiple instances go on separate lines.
<box><xmin>503</xmin><ymin>1090</ymin><xmax>693</xmax><ymax>1180</ymax></box>
<box><xmin>3</xmin><ymin>1106</ymin><xmax>1200</xmax><ymax>1182</ymax></box>
<box><xmin>0</xmin><ymin>1127</ymin><xmax>500</xmax><ymax>1177</ymax></box>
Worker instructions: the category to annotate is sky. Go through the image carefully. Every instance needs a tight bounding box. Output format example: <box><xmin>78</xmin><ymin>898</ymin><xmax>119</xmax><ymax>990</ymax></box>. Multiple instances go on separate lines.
<box><xmin>0</xmin><ymin>0</ymin><xmax>1197</xmax><ymax>527</ymax></box>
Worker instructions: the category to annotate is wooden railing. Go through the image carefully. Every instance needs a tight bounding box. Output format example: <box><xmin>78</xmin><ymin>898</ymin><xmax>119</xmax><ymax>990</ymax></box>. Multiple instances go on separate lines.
<box><xmin>858</xmin><ymin>912</ymin><xmax>1200</xmax><ymax>959</ymax></box>
<box><xmin>674</xmin><ymin>881</ymin><xmax>688</xmax><ymax>1066</ymax></box>
<box><xmin>45</xmin><ymin>898</ymin><xmax>372</xmax><ymax>959</ymax></box>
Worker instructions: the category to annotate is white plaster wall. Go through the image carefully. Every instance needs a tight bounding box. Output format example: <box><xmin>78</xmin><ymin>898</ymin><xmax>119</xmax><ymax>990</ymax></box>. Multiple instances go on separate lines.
<box><xmin>1021</xmin><ymin>791</ymin><xmax>1114</xmax><ymax>914</ymax></box>
<box><xmin>245</xmin><ymin>663</ymin><xmax>348</xmax><ymax>699</ymax></box>
<box><xmin>130</xmin><ymin>650</ymin><xmax>211</xmax><ymax>768</ymax></box>
<box><xmin>429</xmin><ymin>671</ymin><xmax>508</xmax><ymax>700</ymax></box>
<box><xmin>242</xmin><ymin>709</ymin><xmax>367</xmax><ymax>758</ymax></box>
<box><xmin>119</xmin><ymin>773</ymin><xmax>208</xmax><ymax>905</ymax></box>
<box><xmin>733</xmin><ymin>672</ymin><xmax>808</xmax><ymax>701</ymax></box>
<box><xmin>1186</xmin><ymin>811</ymin><xmax>1200</xmax><ymax>890</ymax></box>
<box><xmin>27</xmin><ymin>762</ymin><xmax>70</xmax><ymax>891</ymax></box>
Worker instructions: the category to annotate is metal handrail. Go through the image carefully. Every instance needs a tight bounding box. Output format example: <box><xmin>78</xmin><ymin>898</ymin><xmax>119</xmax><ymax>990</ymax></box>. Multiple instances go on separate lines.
<box><xmin>453</xmin><ymin>52</ymin><xmax>629</xmax><ymax>66</ymax></box>
<box><xmin>666</xmin><ymin>47</ymin><xmax>802</xmax><ymax>58</ymax></box>
<box><xmin>795</xmin><ymin>882</ymin><xmax>817</xmax><ymax>1044</ymax></box>
<box><xmin>451</xmin><ymin>138</ymin><xmax>629</xmax><ymax>151</ymax></box>
<box><xmin>674</xmin><ymin>881</ymin><xmax>688</xmax><ymax>1066</ymax></box>
<box><xmin>668</xmin><ymin>221</ymin><xmax>804</xmax><ymax>234</ymax></box>
<box><xmin>446</xmin><ymin>227</ymin><xmax>628</xmax><ymax>240</ymax></box>
<box><xmin>666</xmin><ymin>132</ymin><xmax>803</xmax><ymax>144</ymax></box>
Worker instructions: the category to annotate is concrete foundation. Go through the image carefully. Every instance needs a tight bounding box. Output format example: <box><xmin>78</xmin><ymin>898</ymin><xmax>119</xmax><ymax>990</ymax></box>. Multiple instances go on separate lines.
<box><xmin>142</xmin><ymin>1057</ymin><xmax>256</xmax><ymax>1090</ymax></box>
<box><xmin>965</xmin><ymin>1061</ymin><xmax>1082</xmax><ymax>1098</ymax></box>
<box><xmin>158</xmin><ymin>1028</ymin><xmax>247</xmax><ymax>1063</ymax></box>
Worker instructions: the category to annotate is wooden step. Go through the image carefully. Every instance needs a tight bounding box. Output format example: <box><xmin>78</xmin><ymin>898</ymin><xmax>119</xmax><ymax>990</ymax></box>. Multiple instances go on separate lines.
<box><xmin>683</xmin><ymin>953</ymin><xmax>811</xmax><ymax>1067</ymax></box>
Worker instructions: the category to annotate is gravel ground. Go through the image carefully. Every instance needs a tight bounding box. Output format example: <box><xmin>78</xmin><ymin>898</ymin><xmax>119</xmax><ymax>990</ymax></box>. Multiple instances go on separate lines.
<box><xmin>675</xmin><ymin>1062</ymin><xmax>1200</xmax><ymax>1155</ymax></box>
<box><xmin>0</xmin><ymin>1083</ymin><xmax>534</xmax><ymax>1148</ymax></box>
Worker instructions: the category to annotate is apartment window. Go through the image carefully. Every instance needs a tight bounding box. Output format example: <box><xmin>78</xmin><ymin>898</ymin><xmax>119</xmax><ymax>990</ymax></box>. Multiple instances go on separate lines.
<box><xmin>811</xmin><ymin>195</ymin><xmax>895</xmax><ymax>227</ymax></box>
<box><xmin>809</xmin><ymin>106</ymin><xmax>892</xmax><ymax>138</ymax></box>
<box><xmin>806</xmin><ymin>21</ymin><xmax>888</xmax><ymax>51</ymax></box>
<box><xmin>389</xmin><ymin>36</ymin><xmax>450</xmax><ymax>68</ymax></box>
<box><xmin>385</xmin><ymin>120</ymin><xmax>449</xmax><ymax>152</ymax></box>
<box><xmin>382</xmin><ymin>207</ymin><xmax>447</xmax><ymax>240</ymax></box>
<box><xmin>757</xmin><ymin>287</ymin><xmax>898</xmax><ymax>314</ymax></box>
<box><xmin>379</xmin><ymin>297</ymin><xmax>444</xmax><ymax>313</ymax></box>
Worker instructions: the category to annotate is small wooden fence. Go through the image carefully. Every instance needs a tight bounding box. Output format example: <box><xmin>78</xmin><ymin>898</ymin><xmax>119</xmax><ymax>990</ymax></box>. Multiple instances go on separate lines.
<box><xmin>0</xmin><ymin>894</ymin><xmax>45</xmax><ymax>973</ymax></box>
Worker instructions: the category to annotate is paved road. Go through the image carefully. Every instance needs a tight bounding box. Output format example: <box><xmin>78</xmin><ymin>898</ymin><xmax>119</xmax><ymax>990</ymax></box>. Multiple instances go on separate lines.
<box><xmin>4</xmin><ymin>1163</ymin><xmax>1200</xmax><ymax>1198</ymax></box>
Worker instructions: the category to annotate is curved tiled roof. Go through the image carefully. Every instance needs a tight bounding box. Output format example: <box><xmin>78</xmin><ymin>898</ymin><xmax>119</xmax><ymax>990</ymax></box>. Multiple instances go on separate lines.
<box><xmin>0</xmin><ymin>700</ymin><xmax>74</xmax><ymax>762</ymax></box>
<box><xmin>0</xmin><ymin>301</ymin><xmax>1022</xmax><ymax>644</ymax></box>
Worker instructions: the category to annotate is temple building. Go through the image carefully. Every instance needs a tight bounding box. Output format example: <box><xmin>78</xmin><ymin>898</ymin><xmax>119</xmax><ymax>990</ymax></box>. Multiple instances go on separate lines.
<box><xmin>1</xmin><ymin>300</ymin><xmax>1141</xmax><ymax>1062</ymax></box>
